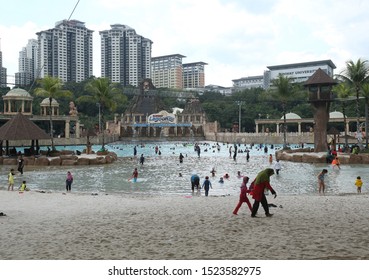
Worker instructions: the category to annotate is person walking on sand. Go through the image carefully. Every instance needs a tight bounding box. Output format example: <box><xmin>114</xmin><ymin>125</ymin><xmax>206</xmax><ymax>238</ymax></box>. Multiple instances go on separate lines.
<box><xmin>269</xmin><ymin>154</ymin><xmax>273</xmax><ymax>164</ymax></box>
<box><xmin>317</xmin><ymin>169</ymin><xmax>328</xmax><ymax>194</ymax></box>
<box><xmin>251</xmin><ymin>168</ymin><xmax>277</xmax><ymax>218</ymax></box>
<box><xmin>202</xmin><ymin>176</ymin><xmax>212</xmax><ymax>196</ymax></box>
<box><xmin>8</xmin><ymin>169</ymin><xmax>15</xmax><ymax>191</ymax></box>
<box><xmin>355</xmin><ymin>176</ymin><xmax>363</xmax><ymax>194</ymax></box>
<box><xmin>233</xmin><ymin>176</ymin><xmax>252</xmax><ymax>215</ymax></box>
<box><xmin>66</xmin><ymin>171</ymin><xmax>73</xmax><ymax>192</ymax></box>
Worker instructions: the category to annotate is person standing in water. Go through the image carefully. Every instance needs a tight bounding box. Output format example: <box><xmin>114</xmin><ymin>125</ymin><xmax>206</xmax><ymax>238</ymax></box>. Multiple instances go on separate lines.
<box><xmin>17</xmin><ymin>155</ymin><xmax>25</xmax><ymax>174</ymax></box>
<box><xmin>179</xmin><ymin>153</ymin><xmax>184</xmax><ymax>163</ymax></box>
<box><xmin>8</xmin><ymin>169</ymin><xmax>15</xmax><ymax>191</ymax></box>
<box><xmin>191</xmin><ymin>174</ymin><xmax>200</xmax><ymax>193</ymax></box>
<box><xmin>233</xmin><ymin>144</ymin><xmax>238</xmax><ymax>161</ymax></box>
<box><xmin>202</xmin><ymin>176</ymin><xmax>212</xmax><ymax>196</ymax></box>
<box><xmin>317</xmin><ymin>169</ymin><xmax>328</xmax><ymax>194</ymax></box>
<box><xmin>210</xmin><ymin>167</ymin><xmax>216</xmax><ymax>177</ymax></box>
<box><xmin>139</xmin><ymin>154</ymin><xmax>145</xmax><ymax>165</ymax></box>
<box><xmin>130</xmin><ymin>168</ymin><xmax>138</xmax><ymax>182</ymax></box>
<box><xmin>274</xmin><ymin>159</ymin><xmax>282</xmax><ymax>175</ymax></box>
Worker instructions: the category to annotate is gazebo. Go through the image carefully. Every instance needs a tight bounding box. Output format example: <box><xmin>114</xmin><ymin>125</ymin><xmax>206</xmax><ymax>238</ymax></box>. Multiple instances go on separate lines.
<box><xmin>40</xmin><ymin>98</ymin><xmax>60</xmax><ymax>116</ymax></box>
<box><xmin>0</xmin><ymin>112</ymin><xmax>50</xmax><ymax>156</ymax></box>
<box><xmin>2</xmin><ymin>88</ymin><xmax>33</xmax><ymax>115</ymax></box>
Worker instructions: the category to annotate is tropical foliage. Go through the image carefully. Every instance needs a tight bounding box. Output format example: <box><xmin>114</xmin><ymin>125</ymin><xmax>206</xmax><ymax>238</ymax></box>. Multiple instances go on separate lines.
<box><xmin>76</xmin><ymin>77</ymin><xmax>127</xmax><ymax>149</ymax></box>
<box><xmin>34</xmin><ymin>76</ymin><xmax>73</xmax><ymax>149</ymax></box>
<box><xmin>336</xmin><ymin>59</ymin><xmax>369</xmax><ymax>148</ymax></box>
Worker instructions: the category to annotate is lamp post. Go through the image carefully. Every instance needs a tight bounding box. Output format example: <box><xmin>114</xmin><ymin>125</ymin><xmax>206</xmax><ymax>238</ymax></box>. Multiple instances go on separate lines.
<box><xmin>235</xmin><ymin>101</ymin><xmax>244</xmax><ymax>133</ymax></box>
<box><xmin>96</xmin><ymin>103</ymin><xmax>101</xmax><ymax>133</ymax></box>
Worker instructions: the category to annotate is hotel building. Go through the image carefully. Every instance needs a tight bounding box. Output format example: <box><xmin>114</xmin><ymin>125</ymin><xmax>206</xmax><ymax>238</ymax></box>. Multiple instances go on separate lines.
<box><xmin>151</xmin><ymin>54</ymin><xmax>185</xmax><ymax>89</ymax></box>
<box><xmin>182</xmin><ymin>62</ymin><xmax>207</xmax><ymax>89</ymax></box>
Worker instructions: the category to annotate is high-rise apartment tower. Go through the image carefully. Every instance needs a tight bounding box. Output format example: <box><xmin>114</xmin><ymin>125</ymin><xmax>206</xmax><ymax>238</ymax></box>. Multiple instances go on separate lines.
<box><xmin>36</xmin><ymin>20</ymin><xmax>93</xmax><ymax>83</ymax></box>
<box><xmin>15</xmin><ymin>39</ymin><xmax>39</xmax><ymax>87</ymax></box>
<box><xmin>100</xmin><ymin>24</ymin><xmax>152</xmax><ymax>87</ymax></box>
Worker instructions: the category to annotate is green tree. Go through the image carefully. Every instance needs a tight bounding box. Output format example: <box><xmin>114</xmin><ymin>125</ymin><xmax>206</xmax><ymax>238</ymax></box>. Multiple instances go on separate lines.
<box><xmin>332</xmin><ymin>83</ymin><xmax>353</xmax><ymax>149</ymax></box>
<box><xmin>34</xmin><ymin>76</ymin><xmax>73</xmax><ymax>149</ymax></box>
<box><xmin>269</xmin><ymin>74</ymin><xmax>295</xmax><ymax>148</ymax></box>
<box><xmin>77</xmin><ymin>77</ymin><xmax>125</xmax><ymax>150</ymax></box>
<box><xmin>336</xmin><ymin>59</ymin><xmax>369</xmax><ymax>148</ymax></box>
<box><xmin>361</xmin><ymin>83</ymin><xmax>369</xmax><ymax>148</ymax></box>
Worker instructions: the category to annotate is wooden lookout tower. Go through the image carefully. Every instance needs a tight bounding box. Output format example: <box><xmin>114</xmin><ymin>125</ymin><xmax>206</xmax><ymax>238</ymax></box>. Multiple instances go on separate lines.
<box><xmin>304</xmin><ymin>68</ymin><xmax>337</xmax><ymax>152</ymax></box>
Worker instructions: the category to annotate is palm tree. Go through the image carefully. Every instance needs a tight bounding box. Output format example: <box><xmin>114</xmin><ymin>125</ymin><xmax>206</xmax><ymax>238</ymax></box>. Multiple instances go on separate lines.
<box><xmin>361</xmin><ymin>83</ymin><xmax>369</xmax><ymax>148</ymax></box>
<box><xmin>78</xmin><ymin>77</ymin><xmax>123</xmax><ymax>150</ymax></box>
<box><xmin>34</xmin><ymin>76</ymin><xmax>72</xmax><ymax>150</ymax></box>
<box><xmin>270</xmin><ymin>74</ymin><xmax>295</xmax><ymax>149</ymax></box>
<box><xmin>332</xmin><ymin>83</ymin><xmax>353</xmax><ymax>150</ymax></box>
<box><xmin>336</xmin><ymin>59</ymin><xmax>369</xmax><ymax>149</ymax></box>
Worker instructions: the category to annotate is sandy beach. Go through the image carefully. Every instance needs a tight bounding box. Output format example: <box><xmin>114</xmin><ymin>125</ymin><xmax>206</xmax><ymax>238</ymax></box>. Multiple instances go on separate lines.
<box><xmin>1</xmin><ymin>190</ymin><xmax>369</xmax><ymax>260</ymax></box>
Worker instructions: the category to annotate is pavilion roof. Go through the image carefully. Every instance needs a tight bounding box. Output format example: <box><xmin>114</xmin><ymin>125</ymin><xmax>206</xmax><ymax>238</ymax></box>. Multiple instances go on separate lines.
<box><xmin>304</xmin><ymin>68</ymin><xmax>337</xmax><ymax>86</ymax></box>
<box><xmin>0</xmin><ymin>112</ymin><xmax>50</xmax><ymax>141</ymax></box>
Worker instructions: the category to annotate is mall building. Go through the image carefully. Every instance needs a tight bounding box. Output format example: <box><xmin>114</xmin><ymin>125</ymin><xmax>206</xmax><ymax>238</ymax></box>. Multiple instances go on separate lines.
<box><xmin>232</xmin><ymin>59</ymin><xmax>336</xmax><ymax>91</ymax></box>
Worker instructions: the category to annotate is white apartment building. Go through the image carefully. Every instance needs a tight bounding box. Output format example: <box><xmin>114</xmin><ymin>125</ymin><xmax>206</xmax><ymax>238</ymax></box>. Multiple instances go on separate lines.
<box><xmin>100</xmin><ymin>24</ymin><xmax>152</xmax><ymax>87</ymax></box>
<box><xmin>232</xmin><ymin>75</ymin><xmax>264</xmax><ymax>90</ymax></box>
<box><xmin>15</xmin><ymin>39</ymin><xmax>39</xmax><ymax>87</ymax></box>
<box><xmin>151</xmin><ymin>54</ymin><xmax>185</xmax><ymax>89</ymax></box>
<box><xmin>233</xmin><ymin>60</ymin><xmax>336</xmax><ymax>91</ymax></box>
<box><xmin>0</xmin><ymin>44</ymin><xmax>6</xmax><ymax>87</ymax></box>
<box><xmin>36</xmin><ymin>20</ymin><xmax>93</xmax><ymax>83</ymax></box>
<box><xmin>264</xmin><ymin>59</ymin><xmax>336</xmax><ymax>87</ymax></box>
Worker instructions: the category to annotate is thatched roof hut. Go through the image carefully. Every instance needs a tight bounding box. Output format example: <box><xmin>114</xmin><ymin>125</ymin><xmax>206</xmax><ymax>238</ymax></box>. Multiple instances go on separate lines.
<box><xmin>0</xmin><ymin>112</ymin><xmax>50</xmax><ymax>156</ymax></box>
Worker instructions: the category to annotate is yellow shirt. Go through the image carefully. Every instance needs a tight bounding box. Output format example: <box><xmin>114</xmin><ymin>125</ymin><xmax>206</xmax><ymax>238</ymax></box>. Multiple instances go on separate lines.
<box><xmin>20</xmin><ymin>183</ymin><xmax>28</xmax><ymax>191</ymax></box>
<box><xmin>355</xmin><ymin>179</ymin><xmax>363</xmax><ymax>188</ymax></box>
<box><xmin>8</xmin><ymin>172</ymin><xmax>14</xmax><ymax>184</ymax></box>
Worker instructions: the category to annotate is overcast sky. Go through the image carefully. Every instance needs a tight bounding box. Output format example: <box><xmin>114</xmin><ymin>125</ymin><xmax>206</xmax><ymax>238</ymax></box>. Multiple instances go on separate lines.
<box><xmin>1</xmin><ymin>0</ymin><xmax>368</xmax><ymax>87</ymax></box>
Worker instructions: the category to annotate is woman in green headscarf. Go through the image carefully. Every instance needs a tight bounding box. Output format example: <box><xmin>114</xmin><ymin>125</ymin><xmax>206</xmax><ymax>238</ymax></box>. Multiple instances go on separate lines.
<box><xmin>251</xmin><ymin>168</ymin><xmax>277</xmax><ymax>217</ymax></box>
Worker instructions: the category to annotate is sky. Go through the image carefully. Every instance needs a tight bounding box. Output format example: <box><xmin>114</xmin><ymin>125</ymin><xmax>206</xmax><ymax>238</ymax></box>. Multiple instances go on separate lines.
<box><xmin>1</xmin><ymin>0</ymin><xmax>369</xmax><ymax>87</ymax></box>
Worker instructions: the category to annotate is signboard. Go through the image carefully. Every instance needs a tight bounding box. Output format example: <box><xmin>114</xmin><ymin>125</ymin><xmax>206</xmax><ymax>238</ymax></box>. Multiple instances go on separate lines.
<box><xmin>133</xmin><ymin>123</ymin><xmax>192</xmax><ymax>127</ymax></box>
<box><xmin>148</xmin><ymin>110</ymin><xmax>176</xmax><ymax>124</ymax></box>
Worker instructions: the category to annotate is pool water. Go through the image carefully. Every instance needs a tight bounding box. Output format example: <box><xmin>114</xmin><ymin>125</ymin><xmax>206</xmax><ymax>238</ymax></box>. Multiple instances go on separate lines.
<box><xmin>2</xmin><ymin>141</ymin><xmax>368</xmax><ymax>196</ymax></box>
